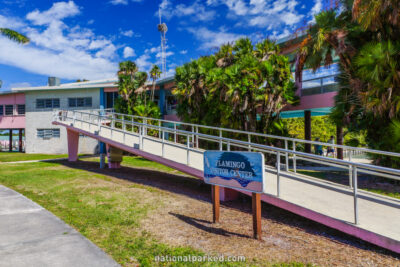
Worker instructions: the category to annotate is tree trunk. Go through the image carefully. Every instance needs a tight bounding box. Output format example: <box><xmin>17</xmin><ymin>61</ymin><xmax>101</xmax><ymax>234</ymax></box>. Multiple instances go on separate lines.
<box><xmin>304</xmin><ymin>110</ymin><xmax>312</xmax><ymax>153</ymax></box>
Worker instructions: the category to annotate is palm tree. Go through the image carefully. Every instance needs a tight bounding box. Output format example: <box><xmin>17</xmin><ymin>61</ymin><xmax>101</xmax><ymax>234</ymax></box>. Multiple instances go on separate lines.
<box><xmin>0</xmin><ymin>28</ymin><xmax>29</xmax><ymax>44</ymax></box>
<box><xmin>149</xmin><ymin>65</ymin><xmax>161</xmax><ymax>101</ymax></box>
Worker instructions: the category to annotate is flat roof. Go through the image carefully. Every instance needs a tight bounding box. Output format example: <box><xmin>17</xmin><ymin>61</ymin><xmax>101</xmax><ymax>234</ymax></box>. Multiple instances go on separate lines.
<box><xmin>12</xmin><ymin>75</ymin><xmax>175</xmax><ymax>92</ymax></box>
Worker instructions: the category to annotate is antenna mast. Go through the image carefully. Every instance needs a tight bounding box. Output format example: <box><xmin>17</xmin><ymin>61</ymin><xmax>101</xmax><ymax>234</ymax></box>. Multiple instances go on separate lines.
<box><xmin>157</xmin><ymin>7</ymin><xmax>168</xmax><ymax>77</ymax></box>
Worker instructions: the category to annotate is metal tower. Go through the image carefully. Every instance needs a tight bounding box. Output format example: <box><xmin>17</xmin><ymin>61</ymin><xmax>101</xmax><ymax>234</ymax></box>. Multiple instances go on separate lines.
<box><xmin>157</xmin><ymin>7</ymin><xmax>168</xmax><ymax>77</ymax></box>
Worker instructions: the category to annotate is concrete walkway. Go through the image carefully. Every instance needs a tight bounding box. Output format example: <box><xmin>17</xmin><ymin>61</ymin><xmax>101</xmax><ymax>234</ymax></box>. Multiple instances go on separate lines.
<box><xmin>0</xmin><ymin>185</ymin><xmax>119</xmax><ymax>267</ymax></box>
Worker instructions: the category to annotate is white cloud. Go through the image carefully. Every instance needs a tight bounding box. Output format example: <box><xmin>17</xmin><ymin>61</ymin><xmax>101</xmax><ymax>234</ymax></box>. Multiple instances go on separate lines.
<box><xmin>206</xmin><ymin>0</ymin><xmax>304</xmax><ymax>29</ymax></box>
<box><xmin>121</xmin><ymin>30</ymin><xmax>134</xmax><ymax>37</ymax></box>
<box><xmin>310</xmin><ymin>0</ymin><xmax>323</xmax><ymax>16</ymax></box>
<box><xmin>180</xmin><ymin>50</ymin><xmax>188</xmax><ymax>54</ymax></box>
<box><xmin>0</xmin><ymin>1</ymin><xmax>118</xmax><ymax>80</ymax></box>
<box><xmin>110</xmin><ymin>0</ymin><xmax>143</xmax><ymax>5</ymax></box>
<box><xmin>159</xmin><ymin>0</ymin><xmax>216</xmax><ymax>22</ymax></box>
<box><xmin>0</xmin><ymin>36</ymin><xmax>117</xmax><ymax>80</ymax></box>
<box><xmin>110</xmin><ymin>0</ymin><xmax>128</xmax><ymax>5</ymax></box>
<box><xmin>136</xmin><ymin>54</ymin><xmax>152</xmax><ymax>71</ymax></box>
<box><xmin>123</xmin><ymin>46</ymin><xmax>135</xmax><ymax>58</ymax></box>
<box><xmin>26</xmin><ymin>1</ymin><xmax>80</xmax><ymax>25</ymax></box>
<box><xmin>155</xmin><ymin>51</ymin><xmax>174</xmax><ymax>58</ymax></box>
<box><xmin>187</xmin><ymin>27</ymin><xmax>243</xmax><ymax>50</ymax></box>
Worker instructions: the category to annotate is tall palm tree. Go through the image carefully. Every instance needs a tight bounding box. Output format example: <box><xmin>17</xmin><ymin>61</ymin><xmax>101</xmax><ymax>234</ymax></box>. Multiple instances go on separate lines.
<box><xmin>149</xmin><ymin>65</ymin><xmax>161</xmax><ymax>101</ymax></box>
<box><xmin>0</xmin><ymin>28</ymin><xmax>29</xmax><ymax>44</ymax></box>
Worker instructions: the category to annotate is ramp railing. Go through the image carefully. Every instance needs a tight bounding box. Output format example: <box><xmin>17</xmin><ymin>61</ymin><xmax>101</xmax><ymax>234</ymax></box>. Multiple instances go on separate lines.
<box><xmin>53</xmin><ymin>109</ymin><xmax>400</xmax><ymax>226</ymax></box>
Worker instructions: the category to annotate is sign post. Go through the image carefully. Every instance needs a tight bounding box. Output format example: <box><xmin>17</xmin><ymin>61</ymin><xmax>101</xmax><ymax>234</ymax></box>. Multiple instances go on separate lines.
<box><xmin>204</xmin><ymin>151</ymin><xmax>265</xmax><ymax>240</ymax></box>
<box><xmin>212</xmin><ymin>185</ymin><xmax>220</xmax><ymax>223</ymax></box>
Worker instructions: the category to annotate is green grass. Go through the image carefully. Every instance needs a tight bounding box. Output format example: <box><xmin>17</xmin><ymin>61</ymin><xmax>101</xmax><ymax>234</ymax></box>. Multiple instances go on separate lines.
<box><xmin>0</xmin><ymin>161</ymin><xmax>312</xmax><ymax>266</ymax></box>
<box><xmin>364</xmin><ymin>189</ymin><xmax>400</xmax><ymax>199</ymax></box>
<box><xmin>0</xmin><ymin>152</ymin><xmax>70</xmax><ymax>162</ymax></box>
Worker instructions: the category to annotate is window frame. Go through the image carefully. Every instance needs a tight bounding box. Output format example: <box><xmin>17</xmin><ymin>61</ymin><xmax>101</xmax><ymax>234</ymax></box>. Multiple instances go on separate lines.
<box><xmin>36</xmin><ymin>98</ymin><xmax>60</xmax><ymax>109</ymax></box>
<box><xmin>5</xmin><ymin>105</ymin><xmax>13</xmax><ymax>116</ymax></box>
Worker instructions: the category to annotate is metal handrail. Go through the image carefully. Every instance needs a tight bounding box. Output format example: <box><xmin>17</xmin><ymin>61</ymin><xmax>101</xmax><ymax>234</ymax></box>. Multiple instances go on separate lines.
<box><xmin>85</xmin><ymin>108</ymin><xmax>400</xmax><ymax>159</ymax></box>
<box><xmin>53</xmin><ymin>109</ymin><xmax>400</xmax><ymax>225</ymax></box>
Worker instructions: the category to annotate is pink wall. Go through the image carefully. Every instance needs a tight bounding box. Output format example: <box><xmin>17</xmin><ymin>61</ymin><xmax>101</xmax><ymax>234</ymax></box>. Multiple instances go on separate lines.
<box><xmin>283</xmin><ymin>91</ymin><xmax>337</xmax><ymax>111</ymax></box>
<box><xmin>0</xmin><ymin>93</ymin><xmax>25</xmax><ymax>129</ymax></box>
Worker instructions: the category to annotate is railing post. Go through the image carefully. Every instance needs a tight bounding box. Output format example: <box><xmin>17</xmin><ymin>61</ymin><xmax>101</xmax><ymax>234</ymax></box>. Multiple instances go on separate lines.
<box><xmin>97</xmin><ymin>113</ymin><xmax>101</xmax><ymax>133</ymax></box>
<box><xmin>73</xmin><ymin>112</ymin><xmax>76</xmax><ymax>126</ymax></box>
<box><xmin>196</xmin><ymin>126</ymin><xmax>199</xmax><ymax>148</ymax></box>
<box><xmin>162</xmin><ymin>130</ymin><xmax>165</xmax><ymax>158</ymax></box>
<box><xmin>292</xmin><ymin>141</ymin><xmax>297</xmax><ymax>173</ymax></box>
<box><xmin>353</xmin><ymin>166</ymin><xmax>358</xmax><ymax>225</ymax></box>
<box><xmin>144</xmin><ymin>118</ymin><xmax>147</xmax><ymax>136</ymax></box>
<box><xmin>139</xmin><ymin>126</ymin><xmax>143</xmax><ymax>150</ymax></box>
<box><xmin>227</xmin><ymin>141</ymin><xmax>230</xmax><ymax>151</ymax></box>
<box><xmin>277</xmin><ymin>151</ymin><xmax>281</xmax><ymax>197</ymax></box>
<box><xmin>159</xmin><ymin>121</ymin><xmax>162</xmax><ymax>139</ymax></box>
<box><xmin>219</xmin><ymin>130</ymin><xmax>222</xmax><ymax>151</ymax></box>
<box><xmin>285</xmin><ymin>140</ymin><xmax>289</xmax><ymax>172</ymax></box>
<box><xmin>187</xmin><ymin>135</ymin><xmax>190</xmax><ymax>165</ymax></box>
<box><xmin>248</xmin><ymin>134</ymin><xmax>251</xmax><ymax>151</ymax></box>
<box><xmin>191</xmin><ymin>125</ymin><xmax>195</xmax><ymax>147</ymax></box>
<box><xmin>174</xmin><ymin>124</ymin><xmax>177</xmax><ymax>143</ymax></box>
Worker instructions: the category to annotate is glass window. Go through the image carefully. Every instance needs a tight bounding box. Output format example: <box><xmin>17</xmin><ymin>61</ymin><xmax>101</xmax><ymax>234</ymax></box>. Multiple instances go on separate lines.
<box><xmin>17</xmin><ymin>105</ymin><xmax>25</xmax><ymax>115</ymax></box>
<box><xmin>68</xmin><ymin>98</ymin><xmax>77</xmax><ymax>107</ymax></box>
<box><xmin>37</xmin><ymin>129</ymin><xmax>60</xmax><ymax>139</ymax></box>
<box><xmin>69</xmin><ymin>97</ymin><xmax>92</xmax><ymax>108</ymax></box>
<box><xmin>84</xmin><ymin>97</ymin><xmax>92</xmax><ymax>107</ymax></box>
<box><xmin>5</xmin><ymin>105</ymin><xmax>13</xmax><ymax>115</ymax></box>
<box><xmin>0</xmin><ymin>105</ymin><xmax>3</xmax><ymax>116</ymax></box>
<box><xmin>36</xmin><ymin>99</ymin><xmax>59</xmax><ymax>109</ymax></box>
<box><xmin>301</xmin><ymin>64</ymin><xmax>340</xmax><ymax>96</ymax></box>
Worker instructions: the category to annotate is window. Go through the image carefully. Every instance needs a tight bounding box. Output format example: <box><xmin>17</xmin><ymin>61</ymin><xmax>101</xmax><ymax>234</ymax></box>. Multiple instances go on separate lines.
<box><xmin>0</xmin><ymin>105</ymin><xmax>3</xmax><ymax>116</ymax></box>
<box><xmin>68</xmin><ymin>97</ymin><xmax>92</xmax><ymax>108</ymax></box>
<box><xmin>301</xmin><ymin>63</ymin><xmax>340</xmax><ymax>96</ymax></box>
<box><xmin>37</xmin><ymin>129</ymin><xmax>60</xmax><ymax>139</ymax></box>
<box><xmin>36</xmin><ymin>98</ymin><xmax>60</xmax><ymax>109</ymax></box>
<box><xmin>17</xmin><ymin>105</ymin><xmax>25</xmax><ymax>115</ymax></box>
<box><xmin>5</xmin><ymin>105</ymin><xmax>13</xmax><ymax>115</ymax></box>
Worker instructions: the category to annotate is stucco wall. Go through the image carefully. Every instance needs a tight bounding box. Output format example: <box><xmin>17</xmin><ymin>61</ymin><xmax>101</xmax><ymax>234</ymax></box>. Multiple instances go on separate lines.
<box><xmin>0</xmin><ymin>93</ymin><xmax>25</xmax><ymax>129</ymax></box>
<box><xmin>25</xmin><ymin>88</ymin><xmax>100</xmax><ymax>154</ymax></box>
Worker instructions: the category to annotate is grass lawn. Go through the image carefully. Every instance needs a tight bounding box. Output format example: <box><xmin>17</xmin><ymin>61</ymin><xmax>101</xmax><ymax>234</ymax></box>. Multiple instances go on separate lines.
<box><xmin>0</xmin><ymin>159</ymin><xmax>311</xmax><ymax>267</ymax></box>
<box><xmin>0</xmin><ymin>152</ymin><xmax>69</xmax><ymax>162</ymax></box>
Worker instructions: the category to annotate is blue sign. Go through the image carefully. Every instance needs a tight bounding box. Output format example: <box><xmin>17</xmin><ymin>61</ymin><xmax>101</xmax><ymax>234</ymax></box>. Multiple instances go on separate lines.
<box><xmin>204</xmin><ymin>151</ymin><xmax>265</xmax><ymax>193</ymax></box>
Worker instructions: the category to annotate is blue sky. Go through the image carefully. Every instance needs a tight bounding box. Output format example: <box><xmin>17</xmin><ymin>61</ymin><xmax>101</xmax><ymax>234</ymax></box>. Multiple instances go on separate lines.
<box><xmin>0</xmin><ymin>0</ymin><xmax>325</xmax><ymax>91</ymax></box>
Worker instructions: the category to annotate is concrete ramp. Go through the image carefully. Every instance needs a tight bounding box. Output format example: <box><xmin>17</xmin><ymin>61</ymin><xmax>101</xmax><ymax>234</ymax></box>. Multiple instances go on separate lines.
<box><xmin>53</xmin><ymin>110</ymin><xmax>400</xmax><ymax>254</ymax></box>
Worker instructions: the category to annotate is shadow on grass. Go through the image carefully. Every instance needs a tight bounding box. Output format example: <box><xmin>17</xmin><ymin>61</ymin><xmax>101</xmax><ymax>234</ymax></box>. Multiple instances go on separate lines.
<box><xmin>169</xmin><ymin>212</ymin><xmax>251</xmax><ymax>239</ymax></box>
<box><xmin>54</xmin><ymin>159</ymin><xmax>400</xmax><ymax>259</ymax></box>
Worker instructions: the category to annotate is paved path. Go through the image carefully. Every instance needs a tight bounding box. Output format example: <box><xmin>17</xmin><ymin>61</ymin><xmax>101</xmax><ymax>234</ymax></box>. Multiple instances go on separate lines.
<box><xmin>0</xmin><ymin>185</ymin><xmax>119</xmax><ymax>267</ymax></box>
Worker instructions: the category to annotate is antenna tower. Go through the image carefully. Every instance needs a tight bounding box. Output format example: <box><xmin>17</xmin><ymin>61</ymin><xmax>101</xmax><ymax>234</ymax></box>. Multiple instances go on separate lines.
<box><xmin>158</xmin><ymin>7</ymin><xmax>168</xmax><ymax>77</ymax></box>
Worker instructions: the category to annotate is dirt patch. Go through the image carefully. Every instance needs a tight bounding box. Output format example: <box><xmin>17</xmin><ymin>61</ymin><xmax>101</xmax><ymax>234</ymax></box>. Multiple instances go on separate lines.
<box><xmin>61</xmin><ymin>160</ymin><xmax>400</xmax><ymax>266</ymax></box>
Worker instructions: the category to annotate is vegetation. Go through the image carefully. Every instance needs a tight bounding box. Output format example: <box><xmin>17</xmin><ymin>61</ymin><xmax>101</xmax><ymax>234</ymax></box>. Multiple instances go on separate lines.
<box><xmin>0</xmin><ymin>160</ymin><xmax>313</xmax><ymax>266</ymax></box>
<box><xmin>284</xmin><ymin>116</ymin><xmax>366</xmax><ymax>146</ymax></box>
<box><xmin>174</xmin><ymin>38</ymin><xmax>298</xmax><ymax>135</ymax></box>
<box><xmin>296</xmin><ymin>0</ymin><xmax>400</xmax><ymax>166</ymax></box>
<box><xmin>0</xmin><ymin>153</ymin><xmax>70</xmax><ymax>162</ymax></box>
<box><xmin>0</xmin><ymin>28</ymin><xmax>29</xmax><ymax>44</ymax></box>
<box><xmin>114</xmin><ymin>61</ymin><xmax>161</xmax><ymax>119</ymax></box>
<box><xmin>150</xmin><ymin>65</ymin><xmax>162</xmax><ymax>101</ymax></box>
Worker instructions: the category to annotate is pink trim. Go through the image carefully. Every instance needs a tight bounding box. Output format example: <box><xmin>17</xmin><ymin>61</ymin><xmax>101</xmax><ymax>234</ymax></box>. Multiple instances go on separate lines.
<box><xmin>284</xmin><ymin>92</ymin><xmax>337</xmax><ymax>111</ymax></box>
<box><xmin>66</xmin><ymin>129</ymin><xmax>79</xmax><ymax>162</ymax></box>
<box><xmin>104</xmin><ymin>87</ymin><xmax>118</xmax><ymax>93</ymax></box>
<box><xmin>0</xmin><ymin>93</ymin><xmax>25</xmax><ymax>129</ymax></box>
<box><xmin>54</xmin><ymin>121</ymin><xmax>400</xmax><ymax>254</ymax></box>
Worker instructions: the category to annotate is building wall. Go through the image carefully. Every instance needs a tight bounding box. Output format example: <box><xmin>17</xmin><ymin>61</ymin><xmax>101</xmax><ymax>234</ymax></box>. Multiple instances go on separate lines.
<box><xmin>0</xmin><ymin>93</ymin><xmax>25</xmax><ymax>129</ymax></box>
<box><xmin>25</xmin><ymin>88</ymin><xmax>100</xmax><ymax>154</ymax></box>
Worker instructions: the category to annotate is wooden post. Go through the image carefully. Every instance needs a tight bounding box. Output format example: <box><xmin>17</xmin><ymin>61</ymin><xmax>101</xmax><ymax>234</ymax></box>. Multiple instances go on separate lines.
<box><xmin>212</xmin><ymin>185</ymin><xmax>220</xmax><ymax>223</ymax></box>
<box><xmin>252</xmin><ymin>192</ymin><xmax>262</xmax><ymax>240</ymax></box>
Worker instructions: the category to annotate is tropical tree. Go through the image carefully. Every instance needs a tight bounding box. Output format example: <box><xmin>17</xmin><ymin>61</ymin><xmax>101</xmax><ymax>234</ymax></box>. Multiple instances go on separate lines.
<box><xmin>297</xmin><ymin>0</ymin><xmax>400</xmax><ymax>165</ymax></box>
<box><xmin>149</xmin><ymin>65</ymin><xmax>162</xmax><ymax>101</ymax></box>
<box><xmin>174</xmin><ymin>37</ymin><xmax>297</xmax><ymax>135</ymax></box>
<box><xmin>0</xmin><ymin>28</ymin><xmax>29</xmax><ymax>44</ymax></box>
<box><xmin>115</xmin><ymin>60</ymin><xmax>159</xmax><ymax>117</ymax></box>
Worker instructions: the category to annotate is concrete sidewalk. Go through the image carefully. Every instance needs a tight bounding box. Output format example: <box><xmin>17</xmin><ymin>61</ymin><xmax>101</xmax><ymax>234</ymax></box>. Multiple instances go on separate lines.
<box><xmin>0</xmin><ymin>185</ymin><xmax>119</xmax><ymax>267</ymax></box>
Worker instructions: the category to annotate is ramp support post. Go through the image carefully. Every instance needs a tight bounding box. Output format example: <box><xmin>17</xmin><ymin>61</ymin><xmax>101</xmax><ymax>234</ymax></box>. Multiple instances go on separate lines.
<box><xmin>67</xmin><ymin>129</ymin><xmax>79</xmax><ymax>162</ymax></box>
